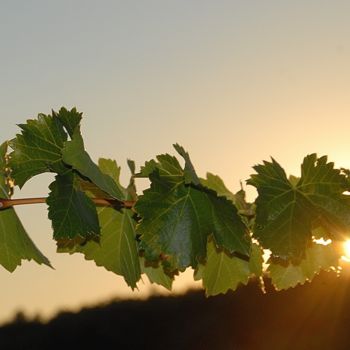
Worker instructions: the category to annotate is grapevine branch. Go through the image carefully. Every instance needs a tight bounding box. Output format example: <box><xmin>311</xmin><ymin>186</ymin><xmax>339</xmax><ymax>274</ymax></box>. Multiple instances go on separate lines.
<box><xmin>0</xmin><ymin>197</ymin><xmax>135</xmax><ymax>210</ymax></box>
<box><xmin>1</xmin><ymin>106</ymin><xmax>348</xmax><ymax>294</ymax></box>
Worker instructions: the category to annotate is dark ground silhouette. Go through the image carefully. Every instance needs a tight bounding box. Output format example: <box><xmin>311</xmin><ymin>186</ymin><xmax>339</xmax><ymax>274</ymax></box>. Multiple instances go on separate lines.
<box><xmin>2</xmin><ymin>270</ymin><xmax>350</xmax><ymax>350</ymax></box>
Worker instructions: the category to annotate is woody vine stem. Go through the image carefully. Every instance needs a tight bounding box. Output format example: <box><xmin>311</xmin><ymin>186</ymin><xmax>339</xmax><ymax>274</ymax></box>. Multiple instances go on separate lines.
<box><xmin>0</xmin><ymin>197</ymin><xmax>135</xmax><ymax>210</ymax></box>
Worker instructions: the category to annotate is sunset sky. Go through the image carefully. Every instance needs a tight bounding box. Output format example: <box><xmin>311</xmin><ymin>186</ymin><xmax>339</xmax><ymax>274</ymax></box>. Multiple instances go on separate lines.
<box><xmin>1</xmin><ymin>0</ymin><xmax>350</xmax><ymax>323</ymax></box>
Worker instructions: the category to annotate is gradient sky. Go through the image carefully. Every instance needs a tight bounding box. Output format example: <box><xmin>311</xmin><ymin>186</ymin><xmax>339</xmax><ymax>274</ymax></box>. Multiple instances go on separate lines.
<box><xmin>1</xmin><ymin>0</ymin><xmax>350</xmax><ymax>324</ymax></box>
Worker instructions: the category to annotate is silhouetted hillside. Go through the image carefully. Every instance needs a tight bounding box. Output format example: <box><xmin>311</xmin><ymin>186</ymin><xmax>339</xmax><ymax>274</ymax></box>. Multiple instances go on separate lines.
<box><xmin>2</xmin><ymin>271</ymin><xmax>350</xmax><ymax>350</ymax></box>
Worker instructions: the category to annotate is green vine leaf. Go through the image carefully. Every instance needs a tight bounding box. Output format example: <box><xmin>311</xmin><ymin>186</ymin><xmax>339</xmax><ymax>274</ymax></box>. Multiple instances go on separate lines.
<box><xmin>0</xmin><ymin>142</ymin><xmax>51</xmax><ymax>271</ymax></box>
<box><xmin>8</xmin><ymin>108</ymin><xmax>83</xmax><ymax>188</ymax></box>
<box><xmin>47</xmin><ymin>172</ymin><xmax>100</xmax><ymax>245</ymax></box>
<box><xmin>136</xmin><ymin>147</ymin><xmax>250</xmax><ymax>273</ymax></box>
<box><xmin>0</xmin><ymin>208</ymin><xmax>52</xmax><ymax>272</ymax></box>
<box><xmin>198</xmin><ymin>240</ymin><xmax>263</xmax><ymax>296</ymax></box>
<box><xmin>200</xmin><ymin>173</ymin><xmax>236</xmax><ymax>203</ymax></box>
<box><xmin>53</xmin><ymin>107</ymin><xmax>82</xmax><ymax>138</ymax></box>
<box><xmin>136</xmin><ymin>154</ymin><xmax>183</xmax><ymax>184</ymax></box>
<box><xmin>173</xmin><ymin>143</ymin><xmax>200</xmax><ymax>185</ymax></box>
<box><xmin>126</xmin><ymin>159</ymin><xmax>137</xmax><ymax>201</ymax></box>
<box><xmin>58</xmin><ymin>159</ymin><xmax>141</xmax><ymax>288</ymax></box>
<box><xmin>9</xmin><ymin>114</ymin><xmax>68</xmax><ymax>188</ymax></box>
<box><xmin>67</xmin><ymin>207</ymin><xmax>141</xmax><ymax>289</ymax></box>
<box><xmin>268</xmin><ymin>242</ymin><xmax>340</xmax><ymax>290</ymax></box>
<box><xmin>247</xmin><ymin>154</ymin><xmax>350</xmax><ymax>259</ymax></box>
<box><xmin>298</xmin><ymin>154</ymin><xmax>350</xmax><ymax>233</ymax></box>
<box><xmin>141</xmin><ymin>257</ymin><xmax>173</xmax><ymax>290</ymax></box>
<box><xmin>201</xmin><ymin>173</ymin><xmax>255</xmax><ymax>227</ymax></box>
<box><xmin>62</xmin><ymin>130</ymin><xmax>124</xmax><ymax>199</ymax></box>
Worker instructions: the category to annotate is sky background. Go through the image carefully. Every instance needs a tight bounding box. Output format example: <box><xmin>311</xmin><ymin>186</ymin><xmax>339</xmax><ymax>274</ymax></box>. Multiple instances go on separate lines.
<box><xmin>1</xmin><ymin>0</ymin><xmax>350</xmax><ymax>324</ymax></box>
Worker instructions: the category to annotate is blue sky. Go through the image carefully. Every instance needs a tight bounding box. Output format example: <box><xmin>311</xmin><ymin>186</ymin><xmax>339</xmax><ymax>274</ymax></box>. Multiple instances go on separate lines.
<box><xmin>1</xmin><ymin>0</ymin><xmax>350</xmax><ymax>323</ymax></box>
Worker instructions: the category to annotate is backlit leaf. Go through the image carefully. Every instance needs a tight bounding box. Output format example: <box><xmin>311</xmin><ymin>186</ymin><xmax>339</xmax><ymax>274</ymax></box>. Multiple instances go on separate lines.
<box><xmin>200</xmin><ymin>241</ymin><xmax>263</xmax><ymax>296</ymax></box>
<box><xmin>268</xmin><ymin>243</ymin><xmax>340</xmax><ymax>290</ymax></box>
<box><xmin>247</xmin><ymin>154</ymin><xmax>350</xmax><ymax>259</ymax></box>
<box><xmin>200</xmin><ymin>173</ymin><xmax>236</xmax><ymax>203</ymax></box>
<box><xmin>0</xmin><ymin>142</ymin><xmax>50</xmax><ymax>271</ymax></box>
<box><xmin>141</xmin><ymin>257</ymin><xmax>173</xmax><ymax>290</ymax></box>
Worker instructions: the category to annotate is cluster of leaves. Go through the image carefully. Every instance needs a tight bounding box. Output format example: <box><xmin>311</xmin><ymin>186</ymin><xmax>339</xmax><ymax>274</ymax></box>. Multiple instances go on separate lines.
<box><xmin>1</xmin><ymin>108</ymin><xmax>349</xmax><ymax>295</ymax></box>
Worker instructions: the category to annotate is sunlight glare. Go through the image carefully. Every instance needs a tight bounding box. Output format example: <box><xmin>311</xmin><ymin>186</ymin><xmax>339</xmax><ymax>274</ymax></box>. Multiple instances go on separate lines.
<box><xmin>342</xmin><ymin>240</ymin><xmax>350</xmax><ymax>262</ymax></box>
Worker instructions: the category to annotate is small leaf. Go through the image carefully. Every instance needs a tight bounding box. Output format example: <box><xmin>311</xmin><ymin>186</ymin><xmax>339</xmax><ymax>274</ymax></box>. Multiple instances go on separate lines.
<box><xmin>193</xmin><ymin>264</ymin><xmax>204</xmax><ymax>281</ymax></box>
<box><xmin>54</xmin><ymin>107</ymin><xmax>82</xmax><ymax>138</ymax></box>
<box><xmin>62</xmin><ymin>130</ymin><xmax>124</xmax><ymax>199</ymax></box>
<box><xmin>98</xmin><ymin>158</ymin><xmax>126</xmax><ymax>198</ymax></box>
<box><xmin>126</xmin><ymin>159</ymin><xmax>137</xmax><ymax>201</ymax></box>
<box><xmin>135</xmin><ymin>154</ymin><xmax>183</xmax><ymax>184</ymax></box>
<box><xmin>141</xmin><ymin>257</ymin><xmax>173</xmax><ymax>290</ymax></box>
<box><xmin>201</xmin><ymin>174</ymin><xmax>255</xmax><ymax>226</ymax></box>
<box><xmin>200</xmin><ymin>173</ymin><xmax>236</xmax><ymax>203</ymax></box>
<box><xmin>173</xmin><ymin>143</ymin><xmax>200</xmax><ymax>185</ymax></box>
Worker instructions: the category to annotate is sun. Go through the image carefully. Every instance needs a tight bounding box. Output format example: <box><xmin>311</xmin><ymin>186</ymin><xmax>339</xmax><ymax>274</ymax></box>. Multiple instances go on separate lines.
<box><xmin>343</xmin><ymin>240</ymin><xmax>350</xmax><ymax>261</ymax></box>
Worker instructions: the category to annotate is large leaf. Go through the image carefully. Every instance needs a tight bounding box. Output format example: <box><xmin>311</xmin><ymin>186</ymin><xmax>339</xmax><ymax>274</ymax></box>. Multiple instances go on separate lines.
<box><xmin>71</xmin><ymin>207</ymin><xmax>140</xmax><ymax>289</ymax></box>
<box><xmin>298</xmin><ymin>154</ymin><xmax>350</xmax><ymax>233</ymax></box>
<box><xmin>58</xmin><ymin>159</ymin><xmax>141</xmax><ymax>288</ymax></box>
<box><xmin>198</xmin><ymin>241</ymin><xmax>263</xmax><ymax>296</ymax></box>
<box><xmin>47</xmin><ymin>172</ymin><xmax>100</xmax><ymax>244</ymax></box>
<box><xmin>62</xmin><ymin>130</ymin><xmax>124</xmax><ymax>199</ymax></box>
<box><xmin>136</xmin><ymin>171</ymin><xmax>250</xmax><ymax>273</ymax></box>
<box><xmin>247</xmin><ymin>154</ymin><xmax>350</xmax><ymax>259</ymax></box>
<box><xmin>0</xmin><ymin>142</ymin><xmax>50</xmax><ymax>271</ymax></box>
<box><xmin>268</xmin><ymin>243</ymin><xmax>339</xmax><ymax>290</ymax></box>
<box><xmin>9</xmin><ymin>114</ymin><xmax>68</xmax><ymax>187</ymax></box>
